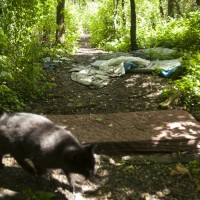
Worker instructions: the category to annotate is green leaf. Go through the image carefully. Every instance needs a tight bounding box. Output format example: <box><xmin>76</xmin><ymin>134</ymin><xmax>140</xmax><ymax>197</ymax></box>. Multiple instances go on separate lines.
<box><xmin>108</xmin><ymin>123</ymin><xmax>113</xmax><ymax>127</ymax></box>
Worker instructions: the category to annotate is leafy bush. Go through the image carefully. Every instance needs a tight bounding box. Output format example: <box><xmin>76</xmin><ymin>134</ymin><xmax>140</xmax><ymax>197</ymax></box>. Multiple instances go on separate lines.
<box><xmin>0</xmin><ymin>55</ymin><xmax>24</xmax><ymax>111</ymax></box>
<box><xmin>149</xmin><ymin>11</ymin><xmax>200</xmax><ymax>50</ymax></box>
<box><xmin>63</xmin><ymin>3</ymin><xmax>80</xmax><ymax>53</ymax></box>
<box><xmin>22</xmin><ymin>188</ymin><xmax>55</xmax><ymax>200</ymax></box>
<box><xmin>162</xmin><ymin>51</ymin><xmax>200</xmax><ymax>119</ymax></box>
<box><xmin>103</xmin><ymin>34</ymin><xmax>130</xmax><ymax>52</ymax></box>
<box><xmin>0</xmin><ymin>0</ymin><xmax>80</xmax><ymax>111</ymax></box>
<box><xmin>84</xmin><ymin>0</ymin><xmax>162</xmax><ymax>51</ymax></box>
<box><xmin>84</xmin><ymin>0</ymin><xmax>199</xmax><ymax>52</ymax></box>
<box><xmin>85</xmin><ymin>0</ymin><xmax>116</xmax><ymax>48</ymax></box>
<box><xmin>175</xmin><ymin>51</ymin><xmax>200</xmax><ymax>106</ymax></box>
<box><xmin>0</xmin><ymin>42</ymin><xmax>49</xmax><ymax>111</ymax></box>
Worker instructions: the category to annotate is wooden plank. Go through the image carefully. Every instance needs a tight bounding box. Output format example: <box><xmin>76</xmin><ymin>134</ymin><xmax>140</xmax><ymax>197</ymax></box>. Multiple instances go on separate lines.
<box><xmin>92</xmin><ymin>139</ymin><xmax>200</xmax><ymax>155</ymax></box>
<box><xmin>48</xmin><ymin>110</ymin><xmax>200</xmax><ymax>154</ymax></box>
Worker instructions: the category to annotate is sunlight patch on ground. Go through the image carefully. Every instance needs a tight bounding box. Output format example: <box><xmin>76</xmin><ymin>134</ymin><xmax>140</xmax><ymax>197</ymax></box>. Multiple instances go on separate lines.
<box><xmin>76</xmin><ymin>48</ymin><xmax>106</xmax><ymax>56</ymax></box>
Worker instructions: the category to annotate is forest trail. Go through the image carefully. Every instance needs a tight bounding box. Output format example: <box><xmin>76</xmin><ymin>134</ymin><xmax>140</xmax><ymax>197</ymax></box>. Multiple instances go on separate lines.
<box><xmin>30</xmin><ymin>32</ymin><xmax>200</xmax><ymax>154</ymax></box>
<box><xmin>29</xmin><ymin>32</ymin><xmax>169</xmax><ymax>116</ymax></box>
<box><xmin>1</xmin><ymin>34</ymin><xmax>200</xmax><ymax>200</ymax></box>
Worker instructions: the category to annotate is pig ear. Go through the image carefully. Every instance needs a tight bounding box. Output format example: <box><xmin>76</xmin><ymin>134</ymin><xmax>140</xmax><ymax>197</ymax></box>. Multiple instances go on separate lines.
<box><xmin>83</xmin><ymin>143</ymin><xmax>96</xmax><ymax>153</ymax></box>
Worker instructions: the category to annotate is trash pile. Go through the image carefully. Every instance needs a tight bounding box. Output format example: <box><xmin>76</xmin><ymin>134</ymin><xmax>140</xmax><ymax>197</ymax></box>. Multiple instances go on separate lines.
<box><xmin>43</xmin><ymin>56</ymin><xmax>69</xmax><ymax>72</ymax></box>
<box><xmin>69</xmin><ymin>47</ymin><xmax>181</xmax><ymax>88</ymax></box>
<box><xmin>70</xmin><ymin>56</ymin><xmax>150</xmax><ymax>88</ymax></box>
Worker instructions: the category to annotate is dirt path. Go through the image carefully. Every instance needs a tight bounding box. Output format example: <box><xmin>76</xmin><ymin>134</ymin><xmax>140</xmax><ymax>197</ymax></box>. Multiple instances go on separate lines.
<box><xmin>29</xmin><ymin>39</ymin><xmax>169</xmax><ymax>115</ymax></box>
<box><xmin>1</xmin><ymin>36</ymin><xmax>200</xmax><ymax>200</ymax></box>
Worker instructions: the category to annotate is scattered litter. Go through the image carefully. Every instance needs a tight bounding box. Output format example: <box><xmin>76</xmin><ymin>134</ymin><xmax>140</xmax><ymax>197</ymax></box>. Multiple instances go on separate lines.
<box><xmin>129</xmin><ymin>59</ymin><xmax>181</xmax><ymax>78</ymax></box>
<box><xmin>43</xmin><ymin>56</ymin><xmax>69</xmax><ymax>72</ymax></box>
<box><xmin>70</xmin><ymin>66</ymin><xmax>110</xmax><ymax>88</ymax></box>
<box><xmin>70</xmin><ymin>56</ymin><xmax>150</xmax><ymax>88</ymax></box>
<box><xmin>152</xmin><ymin>59</ymin><xmax>181</xmax><ymax>78</ymax></box>
<box><xmin>43</xmin><ymin>57</ymin><xmax>60</xmax><ymax>72</ymax></box>
<box><xmin>69</xmin><ymin>48</ymin><xmax>181</xmax><ymax>87</ymax></box>
<box><xmin>131</xmin><ymin>47</ymin><xmax>180</xmax><ymax>60</ymax></box>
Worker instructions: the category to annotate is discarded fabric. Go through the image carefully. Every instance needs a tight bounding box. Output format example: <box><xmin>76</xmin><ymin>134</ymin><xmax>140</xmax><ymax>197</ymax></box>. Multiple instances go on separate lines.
<box><xmin>124</xmin><ymin>62</ymin><xmax>138</xmax><ymax>72</ymax></box>
<box><xmin>129</xmin><ymin>59</ymin><xmax>181</xmax><ymax>78</ymax></box>
<box><xmin>152</xmin><ymin>59</ymin><xmax>181</xmax><ymax>78</ymax></box>
<box><xmin>43</xmin><ymin>56</ymin><xmax>68</xmax><ymax>72</ymax></box>
<box><xmin>70</xmin><ymin>66</ymin><xmax>110</xmax><ymax>88</ymax></box>
<box><xmin>131</xmin><ymin>47</ymin><xmax>179</xmax><ymax>60</ymax></box>
<box><xmin>69</xmin><ymin>55</ymin><xmax>181</xmax><ymax>88</ymax></box>
<box><xmin>70</xmin><ymin>56</ymin><xmax>150</xmax><ymax>88</ymax></box>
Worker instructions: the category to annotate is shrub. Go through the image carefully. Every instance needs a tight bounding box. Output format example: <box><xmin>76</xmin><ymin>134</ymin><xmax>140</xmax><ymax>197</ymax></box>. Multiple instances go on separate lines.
<box><xmin>150</xmin><ymin>11</ymin><xmax>200</xmax><ymax>50</ymax></box>
<box><xmin>175</xmin><ymin>51</ymin><xmax>200</xmax><ymax>106</ymax></box>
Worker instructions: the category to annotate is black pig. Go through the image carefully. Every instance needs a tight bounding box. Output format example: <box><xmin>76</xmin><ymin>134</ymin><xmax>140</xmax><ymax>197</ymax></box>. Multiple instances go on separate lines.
<box><xmin>0</xmin><ymin>110</ymin><xmax>95</xmax><ymax>190</ymax></box>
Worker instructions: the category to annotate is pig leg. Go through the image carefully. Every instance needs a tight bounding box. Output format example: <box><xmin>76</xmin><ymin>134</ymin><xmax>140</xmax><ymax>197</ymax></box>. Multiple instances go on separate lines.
<box><xmin>33</xmin><ymin>163</ymin><xmax>46</xmax><ymax>176</ymax></box>
<box><xmin>63</xmin><ymin>169</ymin><xmax>83</xmax><ymax>193</ymax></box>
<box><xmin>13</xmin><ymin>155</ymin><xmax>36</xmax><ymax>174</ymax></box>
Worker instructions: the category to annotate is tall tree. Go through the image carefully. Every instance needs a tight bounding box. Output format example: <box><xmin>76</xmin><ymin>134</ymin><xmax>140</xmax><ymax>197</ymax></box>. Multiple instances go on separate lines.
<box><xmin>121</xmin><ymin>0</ymin><xmax>126</xmax><ymax>26</ymax></box>
<box><xmin>130</xmin><ymin>0</ymin><xmax>138</xmax><ymax>50</ymax></box>
<box><xmin>159</xmin><ymin>0</ymin><xmax>164</xmax><ymax>18</ymax></box>
<box><xmin>113</xmin><ymin>0</ymin><xmax>119</xmax><ymax>31</ymax></box>
<box><xmin>174</xmin><ymin>0</ymin><xmax>182</xmax><ymax>17</ymax></box>
<box><xmin>168</xmin><ymin>0</ymin><xmax>174</xmax><ymax>18</ymax></box>
<box><xmin>56</xmin><ymin>0</ymin><xmax>65</xmax><ymax>43</ymax></box>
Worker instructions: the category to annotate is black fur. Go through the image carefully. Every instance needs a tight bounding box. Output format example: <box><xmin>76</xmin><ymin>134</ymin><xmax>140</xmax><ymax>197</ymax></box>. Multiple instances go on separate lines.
<box><xmin>0</xmin><ymin>110</ymin><xmax>95</xmax><ymax>189</ymax></box>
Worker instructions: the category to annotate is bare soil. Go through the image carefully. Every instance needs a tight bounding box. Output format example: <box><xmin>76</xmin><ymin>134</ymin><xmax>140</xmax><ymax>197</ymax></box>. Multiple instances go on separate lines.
<box><xmin>29</xmin><ymin>47</ymin><xmax>169</xmax><ymax>115</ymax></box>
<box><xmin>1</xmin><ymin>36</ymin><xmax>200</xmax><ymax>200</ymax></box>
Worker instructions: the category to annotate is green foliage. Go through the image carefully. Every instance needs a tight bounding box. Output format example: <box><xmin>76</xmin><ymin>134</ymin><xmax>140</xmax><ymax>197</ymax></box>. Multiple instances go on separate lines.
<box><xmin>0</xmin><ymin>0</ymin><xmax>80</xmax><ymax>111</ymax></box>
<box><xmin>22</xmin><ymin>188</ymin><xmax>55</xmax><ymax>200</ymax></box>
<box><xmin>0</xmin><ymin>0</ymin><xmax>48</xmax><ymax>111</ymax></box>
<box><xmin>82</xmin><ymin>0</ymin><xmax>130</xmax><ymax>51</ymax></box>
<box><xmin>161</xmin><ymin>51</ymin><xmax>200</xmax><ymax>115</ymax></box>
<box><xmin>149</xmin><ymin>11</ymin><xmax>200</xmax><ymax>50</ymax></box>
<box><xmin>84</xmin><ymin>1</ymin><xmax>116</xmax><ymax>47</ymax></box>
<box><xmin>83</xmin><ymin>0</ymin><xmax>162</xmax><ymax>51</ymax></box>
<box><xmin>83</xmin><ymin>0</ymin><xmax>199</xmax><ymax>52</ymax></box>
<box><xmin>82</xmin><ymin>0</ymin><xmax>199</xmax><ymax>116</ymax></box>
<box><xmin>63</xmin><ymin>3</ymin><xmax>80</xmax><ymax>53</ymax></box>
<box><xmin>136</xmin><ymin>0</ymin><xmax>161</xmax><ymax>48</ymax></box>
<box><xmin>103</xmin><ymin>34</ymin><xmax>130</xmax><ymax>52</ymax></box>
<box><xmin>175</xmin><ymin>51</ymin><xmax>200</xmax><ymax>106</ymax></box>
<box><xmin>189</xmin><ymin>160</ymin><xmax>200</xmax><ymax>175</ymax></box>
<box><xmin>0</xmin><ymin>0</ymin><xmax>199</xmax><ymax>113</ymax></box>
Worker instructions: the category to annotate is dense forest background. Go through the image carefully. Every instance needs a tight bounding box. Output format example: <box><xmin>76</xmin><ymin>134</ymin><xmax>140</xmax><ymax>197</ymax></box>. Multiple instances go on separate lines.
<box><xmin>0</xmin><ymin>0</ymin><xmax>199</xmax><ymax>114</ymax></box>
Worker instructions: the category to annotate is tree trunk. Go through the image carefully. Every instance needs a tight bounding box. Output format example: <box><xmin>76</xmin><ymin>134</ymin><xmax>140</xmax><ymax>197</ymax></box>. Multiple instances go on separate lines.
<box><xmin>121</xmin><ymin>0</ymin><xmax>126</xmax><ymax>27</ymax></box>
<box><xmin>113</xmin><ymin>0</ymin><xmax>119</xmax><ymax>31</ymax></box>
<box><xmin>130</xmin><ymin>0</ymin><xmax>138</xmax><ymax>51</ymax></box>
<box><xmin>159</xmin><ymin>0</ymin><xmax>164</xmax><ymax>18</ymax></box>
<box><xmin>168</xmin><ymin>0</ymin><xmax>174</xmax><ymax>18</ymax></box>
<box><xmin>174</xmin><ymin>0</ymin><xmax>182</xmax><ymax>17</ymax></box>
<box><xmin>197</xmin><ymin>0</ymin><xmax>200</xmax><ymax>6</ymax></box>
<box><xmin>56</xmin><ymin>0</ymin><xmax>65</xmax><ymax>44</ymax></box>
